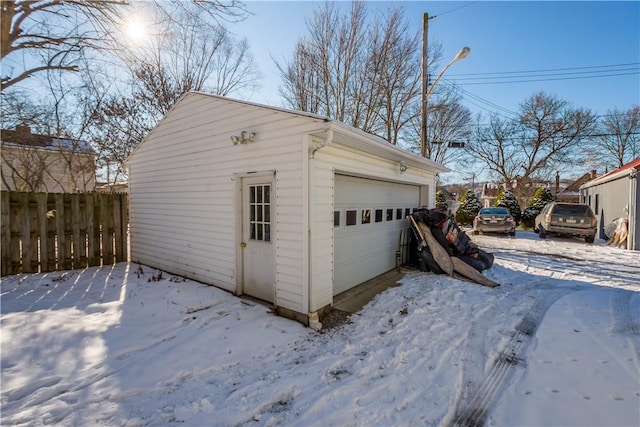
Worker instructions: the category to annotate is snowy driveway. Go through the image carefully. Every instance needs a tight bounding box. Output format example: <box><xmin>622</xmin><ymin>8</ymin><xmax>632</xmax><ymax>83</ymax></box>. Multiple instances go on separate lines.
<box><xmin>1</xmin><ymin>231</ymin><xmax>639</xmax><ymax>426</ymax></box>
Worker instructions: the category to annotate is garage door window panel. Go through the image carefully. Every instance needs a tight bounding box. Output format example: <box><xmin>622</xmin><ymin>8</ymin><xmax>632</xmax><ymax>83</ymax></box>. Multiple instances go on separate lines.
<box><xmin>346</xmin><ymin>210</ymin><xmax>357</xmax><ymax>226</ymax></box>
<box><xmin>362</xmin><ymin>209</ymin><xmax>371</xmax><ymax>224</ymax></box>
<box><xmin>386</xmin><ymin>209</ymin><xmax>394</xmax><ymax>221</ymax></box>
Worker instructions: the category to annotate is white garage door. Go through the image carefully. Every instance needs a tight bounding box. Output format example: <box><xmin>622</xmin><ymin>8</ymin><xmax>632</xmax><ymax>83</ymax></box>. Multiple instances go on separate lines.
<box><xmin>334</xmin><ymin>174</ymin><xmax>420</xmax><ymax>295</ymax></box>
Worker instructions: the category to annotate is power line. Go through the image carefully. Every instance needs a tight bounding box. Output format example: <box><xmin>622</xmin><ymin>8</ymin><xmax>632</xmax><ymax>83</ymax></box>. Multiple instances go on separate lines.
<box><xmin>449</xmin><ymin>62</ymin><xmax>639</xmax><ymax>77</ymax></box>
<box><xmin>447</xmin><ymin>82</ymin><xmax>519</xmax><ymax>116</ymax></box>
<box><xmin>434</xmin><ymin>1</ymin><xmax>479</xmax><ymax>18</ymax></box>
<box><xmin>445</xmin><ymin>63</ymin><xmax>639</xmax><ymax>85</ymax></box>
<box><xmin>454</xmin><ymin>71</ymin><xmax>639</xmax><ymax>85</ymax></box>
<box><xmin>434</xmin><ymin>79</ymin><xmax>519</xmax><ymax>118</ymax></box>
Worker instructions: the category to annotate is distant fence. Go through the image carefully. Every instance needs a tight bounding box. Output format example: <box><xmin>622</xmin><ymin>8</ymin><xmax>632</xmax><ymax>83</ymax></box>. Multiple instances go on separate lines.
<box><xmin>1</xmin><ymin>191</ymin><xmax>128</xmax><ymax>276</ymax></box>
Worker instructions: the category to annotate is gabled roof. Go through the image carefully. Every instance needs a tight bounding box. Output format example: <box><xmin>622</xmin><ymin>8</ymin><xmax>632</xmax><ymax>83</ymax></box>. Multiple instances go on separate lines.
<box><xmin>581</xmin><ymin>157</ymin><xmax>640</xmax><ymax>188</ymax></box>
<box><xmin>563</xmin><ymin>171</ymin><xmax>594</xmax><ymax>192</ymax></box>
<box><xmin>128</xmin><ymin>91</ymin><xmax>449</xmax><ymax>173</ymax></box>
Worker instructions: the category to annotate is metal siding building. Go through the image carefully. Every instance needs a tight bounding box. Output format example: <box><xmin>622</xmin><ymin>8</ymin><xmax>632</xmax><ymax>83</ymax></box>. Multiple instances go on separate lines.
<box><xmin>580</xmin><ymin>158</ymin><xmax>640</xmax><ymax>250</ymax></box>
<box><xmin>127</xmin><ymin>92</ymin><xmax>449</xmax><ymax>325</ymax></box>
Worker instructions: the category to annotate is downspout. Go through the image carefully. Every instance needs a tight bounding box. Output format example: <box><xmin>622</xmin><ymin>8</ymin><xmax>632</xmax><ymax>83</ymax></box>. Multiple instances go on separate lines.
<box><xmin>307</xmin><ymin>127</ymin><xmax>334</xmax><ymax>331</ymax></box>
<box><xmin>629</xmin><ymin>168</ymin><xmax>638</xmax><ymax>250</ymax></box>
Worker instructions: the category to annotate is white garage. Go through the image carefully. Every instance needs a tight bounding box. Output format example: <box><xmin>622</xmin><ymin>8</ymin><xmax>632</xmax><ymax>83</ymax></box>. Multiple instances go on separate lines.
<box><xmin>127</xmin><ymin>92</ymin><xmax>448</xmax><ymax>326</ymax></box>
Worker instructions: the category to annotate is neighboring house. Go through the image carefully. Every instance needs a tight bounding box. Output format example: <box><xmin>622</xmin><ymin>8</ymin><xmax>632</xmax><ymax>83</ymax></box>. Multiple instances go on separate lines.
<box><xmin>480</xmin><ymin>182</ymin><xmax>502</xmax><ymax>207</ymax></box>
<box><xmin>580</xmin><ymin>158</ymin><xmax>640</xmax><ymax>250</ymax></box>
<box><xmin>555</xmin><ymin>170</ymin><xmax>597</xmax><ymax>203</ymax></box>
<box><xmin>126</xmin><ymin>92</ymin><xmax>449</xmax><ymax>326</ymax></box>
<box><xmin>1</xmin><ymin>126</ymin><xmax>96</xmax><ymax>192</ymax></box>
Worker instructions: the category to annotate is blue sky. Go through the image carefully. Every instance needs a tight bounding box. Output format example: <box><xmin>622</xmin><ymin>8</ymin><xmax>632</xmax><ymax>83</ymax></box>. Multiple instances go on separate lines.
<box><xmin>233</xmin><ymin>1</ymin><xmax>640</xmax><ymax>118</ymax></box>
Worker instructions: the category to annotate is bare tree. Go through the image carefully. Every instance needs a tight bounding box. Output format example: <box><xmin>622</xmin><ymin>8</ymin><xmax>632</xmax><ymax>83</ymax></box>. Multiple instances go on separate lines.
<box><xmin>1</xmin><ymin>0</ymin><xmax>248</xmax><ymax>92</ymax></box>
<box><xmin>277</xmin><ymin>2</ymin><xmax>429</xmax><ymax>146</ymax></box>
<box><xmin>466</xmin><ymin>91</ymin><xmax>598</xmax><ymax>203</ymax></box>
<box><xmin>368</xmin><ymin>8</ymin><xmax>422</xmax><ymax>145</ymax></box>
<box><xmin>406</xmin><ymin>89</ymin><xmax>472</xmax><ymax>164</ymax></box>
<box><xmin>88</xmin><ymin>9</ymin><xmax>259</xmax><ymax>184</ymax></box>
<box><xmin>1</xmin><ymin>64</ymin><xmax>99</xmax><ymax>192</ymax></box>
<box><xmin>593</xmin><ymin>106</ymin><xmax>640</xmax><ymax>169</ymax></box>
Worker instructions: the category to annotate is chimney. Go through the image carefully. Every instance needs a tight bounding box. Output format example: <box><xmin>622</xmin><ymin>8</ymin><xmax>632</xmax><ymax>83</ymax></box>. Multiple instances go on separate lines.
<box><xmin>590</xmin><ymin>169</ymin><xmax>597</xmax><ymax>179</ymax></box>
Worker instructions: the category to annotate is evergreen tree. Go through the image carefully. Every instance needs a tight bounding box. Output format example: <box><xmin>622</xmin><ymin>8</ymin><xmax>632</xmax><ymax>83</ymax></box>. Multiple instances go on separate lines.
<box><xmin>435</xmin><ymin>190</ymin><xmax>448</xmax><ymax>210</ymax></box>
<box><xmin>455</xmin><ymin>190</ymin><xmax>482</xmax><ymax>225</ymax></box>
<box><xmin>521</xmin><ymin>187</ymin><xmax>555</xmax><ymax>228</ymax></box>
<box><xmin>495</xmin><ymin>188</ymin><xmax>522</xmax><ymax>224</ymax></box>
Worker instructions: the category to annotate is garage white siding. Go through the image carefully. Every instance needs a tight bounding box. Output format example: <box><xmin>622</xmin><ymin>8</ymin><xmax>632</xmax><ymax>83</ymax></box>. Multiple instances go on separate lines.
<box><xmin>128</xmin><ymin>93</ymin><xmax>326</xmax><ymax>314</ymax></box>
<box><xmin>334</xmin><ymin>175</ymin><xmax>419</xmax><ymax>294</ymax></box>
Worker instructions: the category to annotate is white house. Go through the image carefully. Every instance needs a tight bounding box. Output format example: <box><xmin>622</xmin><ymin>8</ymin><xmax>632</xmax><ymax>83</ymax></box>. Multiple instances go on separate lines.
<box><xmin>127</xmin><ymin>92</ymin><xmax>449</xmax><ymax>325</ymax></box>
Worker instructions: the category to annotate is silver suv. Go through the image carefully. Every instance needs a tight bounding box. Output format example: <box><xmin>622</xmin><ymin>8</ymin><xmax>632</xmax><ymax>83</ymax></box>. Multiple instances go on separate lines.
<box><xmin>534</xmin><ymin>202</ymin><xmax>597</xmax><ymax>243</ymax></box>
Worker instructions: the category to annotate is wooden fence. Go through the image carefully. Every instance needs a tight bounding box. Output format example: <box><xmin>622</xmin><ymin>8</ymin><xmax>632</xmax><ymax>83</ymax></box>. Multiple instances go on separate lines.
<box><xmin>1</xmin><ymin>191</ymin><xmax>128</xmax><ymax>276</ymax></box>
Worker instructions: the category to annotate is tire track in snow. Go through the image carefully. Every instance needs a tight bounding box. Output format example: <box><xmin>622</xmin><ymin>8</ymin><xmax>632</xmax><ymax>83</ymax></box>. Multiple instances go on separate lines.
<box><xmin>611</xmin><ymin>290</ymin><xmax>640</xmax><ymax>335</ymax></box>
<box><xmin>449</xmin><ymin>288</ymin><xmax>567</xmax><ymax>427</ymax></box>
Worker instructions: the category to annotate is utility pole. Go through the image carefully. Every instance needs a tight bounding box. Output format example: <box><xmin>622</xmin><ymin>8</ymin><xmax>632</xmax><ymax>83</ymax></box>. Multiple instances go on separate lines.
<box><xmin>420</xmin><ymin>12</ymin><xmax>470</xmax><ymax>158</ymax></box>
<box><xmin>420</xmin><ymin>13</ymin><xmax>430</xmax><ymax>158</ymax></box>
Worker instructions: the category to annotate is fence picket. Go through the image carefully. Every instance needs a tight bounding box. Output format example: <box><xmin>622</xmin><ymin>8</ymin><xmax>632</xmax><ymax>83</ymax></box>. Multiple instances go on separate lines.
<box><xmin>0</xmin><ymin>191</ymin><xmax>129</xmax><ymax>276</ymax></box>
<box><xmin>37</xmin><ymin>193</ymin><xmax>49</xmax><ymax>271</ymax></box>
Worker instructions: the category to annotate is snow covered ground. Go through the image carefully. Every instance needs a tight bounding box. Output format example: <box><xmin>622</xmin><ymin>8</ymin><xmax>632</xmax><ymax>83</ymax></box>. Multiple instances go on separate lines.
<box><xmin>1</xmin><ymin>231</ymin><xmax>639</xmax><ymax>426</ymax></box>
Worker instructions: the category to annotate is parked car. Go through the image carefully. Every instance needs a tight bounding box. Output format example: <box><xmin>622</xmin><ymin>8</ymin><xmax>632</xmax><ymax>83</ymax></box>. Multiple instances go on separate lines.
<box><xmin>473</xmin><ymin>207</ymin><xmax>516</xmax><ymax>236</ymax></box>
<box><xmin>534</xmin><ymin>202</ymin><xmax>597</xmax><ymax>243</ymax></box>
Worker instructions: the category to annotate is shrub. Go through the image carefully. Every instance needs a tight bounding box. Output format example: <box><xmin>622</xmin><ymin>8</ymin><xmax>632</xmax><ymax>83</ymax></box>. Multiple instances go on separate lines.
<box><xmin>436</xmin><ymin>190</ymin><xmax>448</xmax><ymax>210</ymax></box>
<box><xmin>455</xmin><ymin>190</ymin><xmax>482</xmax><ymax>225</ymax></box>
<box><xmin>521</xmin><ymin>187</ymin><xmax>554</xmax><ymax>228</ymax></box>
<box><xmin>495</xmin><ymin>188</ymin><xmax>522</xmax><ymax>225</ymax></box>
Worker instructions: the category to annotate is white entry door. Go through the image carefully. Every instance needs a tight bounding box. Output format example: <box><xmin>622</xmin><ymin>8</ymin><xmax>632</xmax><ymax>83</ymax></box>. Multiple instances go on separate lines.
<box><xmin>242</xmin><ymin>176</ymin><xmax>275</xmax><ymax>302</ymax></box>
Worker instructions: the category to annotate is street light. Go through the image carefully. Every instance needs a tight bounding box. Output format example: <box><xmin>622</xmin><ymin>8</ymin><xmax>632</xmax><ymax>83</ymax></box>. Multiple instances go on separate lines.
<box><xmin>420</xmin><ymin>46</ymin><xmax>471</xmax><ymax>157</ymax></box>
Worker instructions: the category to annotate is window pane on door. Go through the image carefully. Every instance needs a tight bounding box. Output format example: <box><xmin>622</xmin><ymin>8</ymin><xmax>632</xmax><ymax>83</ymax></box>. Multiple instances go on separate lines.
<box><xmin>249</xmin><ymin>184</ymin><xmax>271</xmax><ymax>242</ymax></box>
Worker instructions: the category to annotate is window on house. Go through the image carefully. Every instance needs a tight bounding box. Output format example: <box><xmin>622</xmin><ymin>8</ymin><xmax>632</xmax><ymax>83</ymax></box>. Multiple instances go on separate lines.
<box><xmin>334</xmin><ymin>210</ymin><xmax>340</xmax><ymax>227</ymax></box>
<box><xmin>405</xmin><ymin>208</ymin><xmax>411</xmax><ymax>217</ymax></box>
<box><xmin>595</xmin><ymin>194</ymin><xmax>599</xmax><ymax>214</ymax></box>
<box><xmin>386</xmin><ymin>209</ymin><xmax>394</xmax><ymax>221</ymax></box>
<box><xmin>396</xmin><ymin>208</ymin><xmax>403</xmax><ymax>220</ymax></box>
